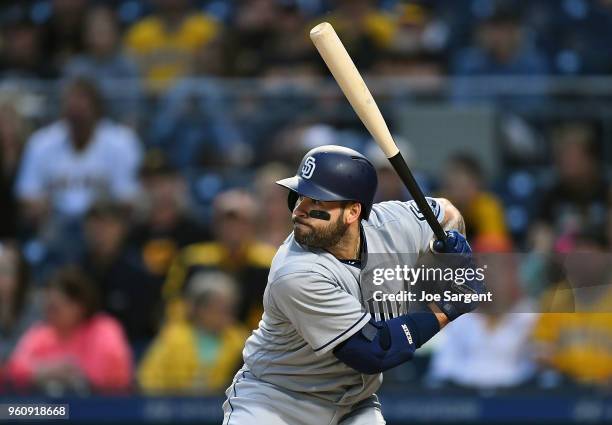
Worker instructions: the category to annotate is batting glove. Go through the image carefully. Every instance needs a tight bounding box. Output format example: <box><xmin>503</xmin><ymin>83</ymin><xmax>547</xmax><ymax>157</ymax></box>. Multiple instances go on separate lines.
<box><xmin>429</xmin><ymin>231</ymin><xmax>486</xmax><ymax>321</ymax></box>
<box><xmin>431</xmin><ymin>230</ymin><xmax>472</xmax><ymax>255</ymax></box>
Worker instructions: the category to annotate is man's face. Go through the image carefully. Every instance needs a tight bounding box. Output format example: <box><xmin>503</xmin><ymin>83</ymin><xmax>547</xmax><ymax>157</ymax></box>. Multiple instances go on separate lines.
<box><xmin>215</xmin><ymin>211</ymin><xmax>254</xmax><ymax>249</ymax></box>
<box><xmin>63</xmin><ymin>87</ymin><xmax>98</xmax><ymax>127</ymax></box>
<box><xmin>292</xmin><ymin>196</ymin><xmax>349</xmax><ymax>249</ymax></box>
<box><xmin>84</xmin><ymin>215</ymin><xmax>126</xmax><ymax>258</ymax></box>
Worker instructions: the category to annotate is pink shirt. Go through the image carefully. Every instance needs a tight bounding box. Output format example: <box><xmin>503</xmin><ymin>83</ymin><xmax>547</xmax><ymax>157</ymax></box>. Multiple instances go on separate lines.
<box><xmin>7</xmin><ymin>313</ymin><xmax>132</xmax><ymax>392</ymax></box>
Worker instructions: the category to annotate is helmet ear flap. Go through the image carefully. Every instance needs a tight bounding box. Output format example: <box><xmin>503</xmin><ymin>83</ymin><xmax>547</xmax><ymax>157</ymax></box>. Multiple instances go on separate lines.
<box><xmin>287</xmin><ymin>191</ymin><xmax>299</xmax><ymax>212</ymax></box>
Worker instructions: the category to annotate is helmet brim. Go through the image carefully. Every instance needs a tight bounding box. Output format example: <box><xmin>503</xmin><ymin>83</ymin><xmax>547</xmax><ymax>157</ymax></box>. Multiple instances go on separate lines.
<box><xmin>276</xmin><ymin>176</ymin><xmax>353</xmax><ymax>202</ymax></box>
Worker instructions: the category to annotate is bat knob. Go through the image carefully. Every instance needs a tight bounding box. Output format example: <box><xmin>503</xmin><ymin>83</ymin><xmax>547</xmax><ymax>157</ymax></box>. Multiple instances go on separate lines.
<box><xmin>432</xmin><ymin>238</ymin><xmax>447</xmax><ymax>253</ymax></box>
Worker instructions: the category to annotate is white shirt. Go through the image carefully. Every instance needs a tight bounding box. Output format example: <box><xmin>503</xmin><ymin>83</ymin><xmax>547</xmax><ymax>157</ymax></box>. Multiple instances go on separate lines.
<box><xmin>16</xmin><ymin>119</ymin><xmax>142</xmax><ymax>217</ymax></box>
<box><xmin>428</xmin><ymin>305</ymin><xmax>538</xmax><ymax>388</ymax></box>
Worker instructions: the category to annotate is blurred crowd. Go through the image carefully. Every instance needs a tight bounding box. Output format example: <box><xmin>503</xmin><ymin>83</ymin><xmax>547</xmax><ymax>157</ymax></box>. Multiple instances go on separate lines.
<box><xmin>1</xmin><ymin>0</ymin><xmax>612</xmax><ymax>397</ymax></box>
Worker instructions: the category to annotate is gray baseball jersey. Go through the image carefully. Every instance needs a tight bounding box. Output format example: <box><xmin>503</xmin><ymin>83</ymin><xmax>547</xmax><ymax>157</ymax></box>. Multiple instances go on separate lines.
<box><xmin>240</xmin><ymin>199</ymin><xmax>444</xmax><ymax>403</ymax></box>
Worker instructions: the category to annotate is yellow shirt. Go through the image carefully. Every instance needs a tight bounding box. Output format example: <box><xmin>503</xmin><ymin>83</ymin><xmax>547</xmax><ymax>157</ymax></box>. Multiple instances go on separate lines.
<box><xmin>163</xmin><ymin>241</ymin><xmax>276</xmax><ymax>329</ymax></box>
<box><xmin>466</xmin><ymin>192</ymin><xmax>509</xmax><ymax>239</ymax></box>
<box><xmin>138</xmin><ymin>321</ymin><xmax>248</xmax><ymax>394</ymax></box>
<box><xmin>533</xmin><ymin>313</ymin><xmax>612</xmax><ymax>384</ymax></box>
<box><xmin>163</xmin><ymin>241</ymin><xmax>275</xmax><ymax>298</ymax></box>
<box><xmin>124</xmin><ymin>14</ymin><xmax>219</xmax><ymax>91</ymax></box>
<box><xmin>533</xmin><ymin>285</ymin><xmax>612</xmax><ymax>385</ymax></box>
<box><xmin>314</xmin><ymin>12</ymin><xmax>395</xmax><ymax>48</ymax></box>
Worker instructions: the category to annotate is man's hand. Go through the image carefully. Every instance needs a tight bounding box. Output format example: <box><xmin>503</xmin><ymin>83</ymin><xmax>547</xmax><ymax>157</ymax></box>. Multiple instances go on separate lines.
<box><xmin>431</xmin><ymin>230</ymin><xmax>471</xmax><ymax>254</ymax></box>
<box><xmin>429</xmin><ymin>231</ymin><xmax>486</xmax><ymax>321</ymax></box>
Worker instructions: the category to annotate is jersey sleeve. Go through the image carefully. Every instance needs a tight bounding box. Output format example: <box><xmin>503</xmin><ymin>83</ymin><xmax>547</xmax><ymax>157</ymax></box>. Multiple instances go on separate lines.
<box><xmin>269</xmin><ymin>272</ymin><xmax>371</xmax><ymax>356</ymax></box>
<box><xmin>398</xmin><ymin>197</ymin><xmax>445</xmax><ymax>253</ymax></box>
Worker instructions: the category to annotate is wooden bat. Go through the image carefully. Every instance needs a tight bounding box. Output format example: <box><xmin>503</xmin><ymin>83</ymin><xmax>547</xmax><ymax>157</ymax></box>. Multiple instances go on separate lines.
<box><xmin>309</xmin><ymin>22</ymin><xmax>447</xmax><ymax>243</ymax></box>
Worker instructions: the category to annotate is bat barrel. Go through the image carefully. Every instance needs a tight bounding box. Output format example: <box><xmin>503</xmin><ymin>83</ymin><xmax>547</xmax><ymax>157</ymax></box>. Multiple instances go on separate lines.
<box><xmin>310</xmin><ymin>21</ymin><xmax>446</xmax><ymax>244</ymax></box>
<box><xmin>309</xmin><ymin>22</ymin><xmax>399</xmax><ymax>158</ymax></box>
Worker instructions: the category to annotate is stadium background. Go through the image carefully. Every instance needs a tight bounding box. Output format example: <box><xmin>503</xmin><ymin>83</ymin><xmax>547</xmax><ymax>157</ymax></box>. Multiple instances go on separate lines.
<box><xmin>1</xmin><ymin>0</ymin><xmax>612</xmax><ymax>423</ymax></box>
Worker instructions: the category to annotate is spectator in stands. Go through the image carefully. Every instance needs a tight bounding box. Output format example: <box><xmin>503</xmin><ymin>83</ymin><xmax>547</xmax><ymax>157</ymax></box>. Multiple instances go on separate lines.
<box><xmin>14</xmin><ymin>78</ymin><xmax>142</xmax><ymax>243</ymax></box>
<box><xmin>223</xmin><ymin>0</ymin><xmax>280</xmax><ymax>76</ymax></box>
<box><xmin>80</xmin><ymin>201</ymin><xmax>161</xmax><ymax>349</ymax></box>
<box><xmin>543</xmin><ymin>0</ymin><xmax>612</xmax><ymax>75</ymax></box>
<box><xmin>148</xmin><ymin>34</ymin><xmax>250</xmax><ymax>170</ymax></box>
<box><xmin>386</xmin><ymin>2</ymin><xmax>450</xmax><ymax>58</ymax></box>
<box><xmin>532</xmin><ymin>230</ymin><xmax>612</xmax><ymax>387</ymax></box>
<box><xmin>534</xmin><ymin>122</ymin><xmax>609</xmax><ymax>254</ymax></box>
<box><xmin>40</xmin><ymin>0</ymin><xmax>88</xmax><ymax>73</ymax></box>
<box><xmin>139</xmin><ymin>271</ymin><xmax>247</xmax><ymax>394</ymax></box>
<box><xmin>164</xmin><ymin>190</ymin><xmax>275</xmax><ymax>329</ymax></box>
<box><xmin>371</xmin><ymin>50</ymin><xmax>446</xmax><ymax>82</ymax></box>
<box><xmin>252</xmin><ymin>5</ymin><xmax>321</xmax><ymax>141</ymax></box>
<box><xmin>319</xmin><ymin>0</ymin><xmax>395</xmax><ymax>70</ymax></box>
<box><xmin>0</xmin><ymin>103</ymin><xmax>30</xmax><ymax>239</ymax></box>
<box><xmin>6</xmin><ymin>267</ymin><xmax>132</xmax><ymax>394</ymax></box>
<box><xmin>122</xmin><ymin>151</ymin><xmax>210</xmax><ymax>336</ymax></box>
<box><xmin>0</xmin><ymin>13</ymin><xmax>55</xmax><ymax>79</ymax></box>
<box><xmin>252</xmin><ymin>163</ymin><xmax>293</xmax><ymax>247</ymax></box>
<box><xmin>63</xmin><ymin>6</ymin><xmax>142</xmax><ymax>127</ymax></box>
<box><xmin>189</xmin><ymin>32</ymin><xmax>227</xmax><ymax>77</ymax></box>
<box><xmin>451</xmin><ymin>4</ymin><xmax>549</xmax><ymax>108</ymax></box>
<box><xmin>123</xmin><ymin>0</ymin><xmax>220</xmax><ymax>93</ymax></box>
<box><xmin>260</xmin><ymin>2</ymin><xmax>318</xmax><ymax>79</ymax></box>
<box><xmin>428</xmin><ymin>251</ymin><xmax>539</xmax><ymax>389</ymax></box>
<box><xmin>370</xmin><ymin>3</ymin><xmax>447</xmax><ymax>91</ymax></box>
<box><xmin>0</xmin><ymin>241</ymin><xmax>40</xmax><ymax>364</ymax></box>
<box><xmin>125</xmin><ymin>150</ymin><xmax>208</xmax><ymax>310</ymax></box>
<box><xmin>440</xmin><ymin>153</ymin><xmax>512</xmax><ymax>250</ymax></box>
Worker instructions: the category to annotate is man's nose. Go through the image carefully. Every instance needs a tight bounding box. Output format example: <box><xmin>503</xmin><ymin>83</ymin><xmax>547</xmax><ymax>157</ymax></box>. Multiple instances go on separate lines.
<box><xmin>293</xmin><ymin>196</ymin><xmax>311</xmax><ymax>217</ymax></box>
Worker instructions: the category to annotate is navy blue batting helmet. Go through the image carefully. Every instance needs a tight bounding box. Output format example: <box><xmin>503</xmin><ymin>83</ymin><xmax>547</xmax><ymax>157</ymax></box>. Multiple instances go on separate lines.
<box><xmin>276</xmin><ymin>145</ymin><xmax>378</xmax><ymax>218</ymax></box>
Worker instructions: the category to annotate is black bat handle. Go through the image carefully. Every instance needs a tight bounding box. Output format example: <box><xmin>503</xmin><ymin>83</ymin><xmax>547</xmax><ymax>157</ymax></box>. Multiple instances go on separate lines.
<box><xmin>388</xmin><ymin>152</ymin><xmax>447</xmax><ymax>243</ymax></box>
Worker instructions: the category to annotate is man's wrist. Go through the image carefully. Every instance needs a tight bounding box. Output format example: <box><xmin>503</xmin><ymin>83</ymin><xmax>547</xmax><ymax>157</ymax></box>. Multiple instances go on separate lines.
<box><xmin>428</xmin><ymin>302</ymin><xmax>449</xmax><ymax>329</ymax></box>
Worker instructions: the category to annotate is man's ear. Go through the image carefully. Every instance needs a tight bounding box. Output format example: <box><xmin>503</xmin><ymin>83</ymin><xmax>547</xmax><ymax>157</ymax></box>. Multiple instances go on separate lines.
<box><xmin>345</xmin><ymin>202</ymin><xmax>361</xmax><ymax>224</ymax></box>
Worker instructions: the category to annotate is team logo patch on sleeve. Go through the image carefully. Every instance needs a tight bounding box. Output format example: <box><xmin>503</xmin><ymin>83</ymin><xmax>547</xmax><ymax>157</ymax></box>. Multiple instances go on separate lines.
<box><xmin>301</xmin><ymin>156</ymin><xmax>316</xmax><ymax>179</ymax></box>
<box><xmin>408</xmin><ymin>199</ymin><xmax>440</xmax><ymax>221</ymax></box>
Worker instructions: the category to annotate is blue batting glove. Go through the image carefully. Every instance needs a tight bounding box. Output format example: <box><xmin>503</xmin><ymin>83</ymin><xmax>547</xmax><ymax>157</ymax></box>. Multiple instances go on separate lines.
<box><xmin>431</xmin><ymin>231</ymin><xmax>472</xmax><ymax>255</ymax></box>
<box><xmin>429</xmin><ymin>231</ymin><xmax>485</xmax><ymax>321</ymax></box>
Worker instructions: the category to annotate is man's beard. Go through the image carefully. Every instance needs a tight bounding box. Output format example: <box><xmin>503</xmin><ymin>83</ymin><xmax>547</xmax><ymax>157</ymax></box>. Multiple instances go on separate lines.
<box><xmin>293</xmin><ymin>215</ymin><xmax>349</xmax><ymax>249</ymax></box>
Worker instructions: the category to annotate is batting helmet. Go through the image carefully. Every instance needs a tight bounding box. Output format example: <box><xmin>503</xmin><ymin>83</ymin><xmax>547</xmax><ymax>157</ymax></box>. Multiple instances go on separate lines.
<box><xmin>276</xmin><ymin>145</ymin><xmax>378</xmax><ymax>218</ymax></box>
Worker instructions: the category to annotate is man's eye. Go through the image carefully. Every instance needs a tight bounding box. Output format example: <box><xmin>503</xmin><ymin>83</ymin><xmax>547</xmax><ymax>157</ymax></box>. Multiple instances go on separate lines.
<box><xmin>313</xmin><ymin>200</ymin><xmax>321</xmax><ymax>205</ymax></box>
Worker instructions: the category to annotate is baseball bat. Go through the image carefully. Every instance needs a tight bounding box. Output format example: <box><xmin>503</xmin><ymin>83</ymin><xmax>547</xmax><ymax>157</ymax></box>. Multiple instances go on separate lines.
<box><xmin>309</xmin><ymin>22</ymin><xmax>447</xmax><ymax>243</ymax></box>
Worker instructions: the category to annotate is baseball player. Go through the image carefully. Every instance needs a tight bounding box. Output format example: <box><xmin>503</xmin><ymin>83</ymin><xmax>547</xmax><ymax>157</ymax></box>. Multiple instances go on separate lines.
<box><xmin>223</xmin><ymin>145</ymin><xmax>485</xmax><ymax>425</ymax></box>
